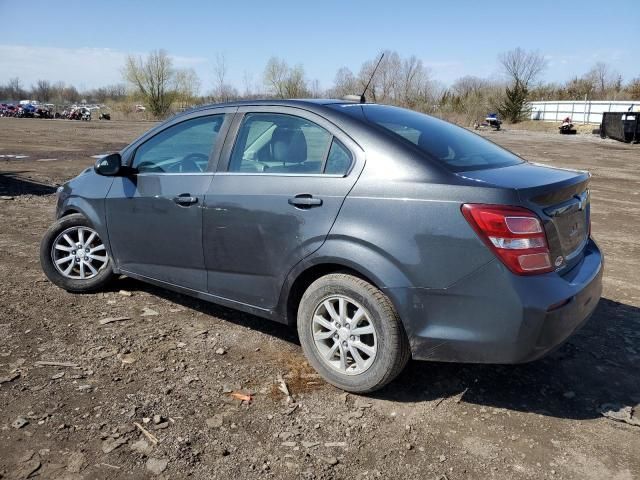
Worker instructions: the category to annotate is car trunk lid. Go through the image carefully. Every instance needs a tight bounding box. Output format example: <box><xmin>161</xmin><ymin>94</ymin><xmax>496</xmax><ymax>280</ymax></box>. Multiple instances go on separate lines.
<box><xmin>457</xmin><ymin>162</ymin><xmax>590</xmax><ymax>272</ymax></box>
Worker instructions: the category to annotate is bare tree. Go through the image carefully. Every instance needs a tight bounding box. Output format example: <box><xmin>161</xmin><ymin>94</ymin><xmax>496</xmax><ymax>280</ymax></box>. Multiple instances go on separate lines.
<box><xmin>175</xmin><ymin>68</ymin><xmax>201</xmax><ymax>108</ymax></box>
<box><xmin>263</xmin><ymin>57</ymin><xmax>290</xmax><ymax>98</ymax></box>
<box><xmin>309</xmin><ymin>79</ymin><xmax>322</xmax><ymax>98</ymax></box>
<box><xmin>7</xmin><ymin>77</ymin><xmax>24</xmax><ymax>100</ymax></box>
<box><xmin>452</xmin><ymin>76</ymin><xmax>488</xmax><ymax>97</ymax></box>
<box><xmin>498</xmin><ymin>48</ymin><xmax>547</xmax><ymax>88</ymax></box>
<box><xmin>123</xmin><ymin>49</ymin><xmax>178</xmax><ymax>117</ymax></box>
<box><xmin>584</xmin><ymin>62</ymin><xmax>622</xmax><ymax>99</ymax></box>
<box><xmin>357</xmin><ymin>50</ymin><xmax>401</xmax><ymax>103</ymax></box>
<box><xmin>399</xmin><ymin>55</ymin><xmax>430</xmax><ymax>107</ymax></box>
<box><xmin>33</xmin><ymin>79</ymin><xmax>52</xmax><ymax>102</ymax></box>
<box><xmin>625</xmin><ymin>77</ymin><xmax>640</xmax><ymax>100</ymax></box>
<box><xmin>242</xmin><ymin>71</ymin><xmax>258</xmax><ymax>98</ymax></box>
<box><xmin>331</xmin><ymin>67</ymin><xmax>358</xmax><ymax>98</ymax></box>
<box><xmin>263</xmin><ymin>57</ymin><xmax>308</xmax><ymax>98</ymax></box>
<box><xmin>285</xmin><ymin>64</ymin><xmax>308</xmax><ymax>97</ymax></box>
<box><xmin>211</xmin><ymin>53</ymin><xmax>238</xmax><ymax>102</ymax></box>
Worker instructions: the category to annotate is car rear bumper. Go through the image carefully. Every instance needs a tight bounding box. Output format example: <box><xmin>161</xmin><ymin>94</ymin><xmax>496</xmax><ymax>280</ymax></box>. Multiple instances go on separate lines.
<box><xmin>385</xmin><ymin>238</ymin><xmax>603</xmax><ymax>364</ymax></box>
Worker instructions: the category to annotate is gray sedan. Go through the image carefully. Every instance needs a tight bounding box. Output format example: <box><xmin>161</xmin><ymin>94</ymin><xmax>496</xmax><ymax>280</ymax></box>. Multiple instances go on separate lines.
<box><xmin>40</xmin><ymin>100</ymin><xmax>603</xmax><ymax>392</ymax></box>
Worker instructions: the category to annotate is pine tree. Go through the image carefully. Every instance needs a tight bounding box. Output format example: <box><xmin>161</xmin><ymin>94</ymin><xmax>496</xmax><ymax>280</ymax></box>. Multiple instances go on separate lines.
<box><xmin>498</xmin><ymin>81</ymin><xmax>531</xmax><ymax>123</ymax></box>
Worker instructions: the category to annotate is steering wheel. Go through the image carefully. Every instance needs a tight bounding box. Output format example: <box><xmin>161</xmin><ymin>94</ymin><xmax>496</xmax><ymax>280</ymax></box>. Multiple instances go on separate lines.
<box><xmin>176</xmin><ymin>153</ymin><xmax>208</xmax><ymax>173</ymax></box>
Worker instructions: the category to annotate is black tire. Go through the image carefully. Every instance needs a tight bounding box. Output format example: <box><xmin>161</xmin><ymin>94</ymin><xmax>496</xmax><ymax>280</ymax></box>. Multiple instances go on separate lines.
<box><xmin>40</xmin><ymin>213</ymin><xmax>114</xmax><ymax>292</ymax></box>
<box><xmin>297</xmin><ymin>273</ymin><xmax>411</xmax><ymax>393</ymax></box>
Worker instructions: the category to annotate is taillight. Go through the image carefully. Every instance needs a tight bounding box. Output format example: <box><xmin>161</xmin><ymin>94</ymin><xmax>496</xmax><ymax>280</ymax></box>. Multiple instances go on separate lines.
<box><xmin>461</xmin><ymin>204</ymin><xmax>553</xmax><ymax>275</ymax></box>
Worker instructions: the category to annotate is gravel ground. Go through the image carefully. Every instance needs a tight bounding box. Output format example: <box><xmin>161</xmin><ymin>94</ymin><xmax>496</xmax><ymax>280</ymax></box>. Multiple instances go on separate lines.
<box><xmin>0</xmin><ymin>118</ymin><xmax>638</xmax><ymax>480</ymax></box>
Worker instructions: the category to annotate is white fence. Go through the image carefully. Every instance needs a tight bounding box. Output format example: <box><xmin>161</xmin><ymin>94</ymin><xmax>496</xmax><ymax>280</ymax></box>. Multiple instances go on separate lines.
<box><xmin>529</xmin><ymin>100</ymin><xmax>639</xmax><ymax>124</ymax></box>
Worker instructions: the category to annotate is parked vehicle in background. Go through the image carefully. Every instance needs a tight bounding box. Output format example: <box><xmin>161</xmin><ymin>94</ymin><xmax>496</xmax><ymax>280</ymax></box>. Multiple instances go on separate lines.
<box><xmin>135</xmin><ymin>104</ymin><xmax>146</xmax><ymax>112</ymax></box>
<box><xmin>559</xmin><ymin>117</ymin><xmax>577</xmax><ymax>135</ymax></box>
<box><xmin>40</xmin><ymin>99</ymin><xmax>603</xmax><ymax>393</ymax></box>
<box><xmin>80</xmin><ymin>107</ymin><xmax>91</xmax><ymax>121</ymax></box>
<box><xmin>475</xmin><ymin>113</ymin><xmax>502</xmax><ymax>131</ymax></box>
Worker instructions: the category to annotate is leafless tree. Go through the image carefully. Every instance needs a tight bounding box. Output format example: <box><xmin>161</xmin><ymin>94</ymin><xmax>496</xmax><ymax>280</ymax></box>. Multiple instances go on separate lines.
<box><xmin>309</xmin><ymin>79</ymin><xmax>322</xmax><ymax>98</ymax></box>
<box><xmin>452</xmin><ymin>76</ymin><xmax>488</xmax><ymax>97</ymax></box>
<box><xmin>626</xmin><ymin>77</ymin><xmax>640</xmax><ymax>100</ymax></box>
<box><xmin>7</xmin><ymin>77</ymin><xmax>25</xmax><ymax>99</ymax></box>
<box><xmin>584</xmin><ymin>62</ymin><xmax>622</xmax><ymax>99</ymax></box>
<box><xmin>242</xmin><ymin>71</ymin><xmax>259</xmax><ymax>98</ymax></box>
<box><xmin>398</xmin><ymin>55</ymin><xmax>431</xmax><ymax>107</ymax></box>
<box><xmin>33</xmin><ymin>79</ymin><xmax>52</xmax><ymax>102</ymax></box>
<box><xmin>175</xmin><ymin>68</ymin><xmax>201</xmax><ymax>108</ymax></box>
<box><xmin>211</xmin><ymin>53</ymin><xmax>238</xmax><ymax>102</ymax></box>
<box><xmin>123</xmin><ymin>49</ymin><xmax>178</xmax><ymax>117</ymax></box>
<box><xmin>331</xmin><ymin>67</ymin><xmax>358</xmax><ymax>98</ymax></box>
<box><xmin>263</xmin><ymin>57</ymin><xmax>290</xmax><ymax>98</ymax></box>
<box><xmin>263</xmin><ymin>57</ymin><xmax>308</xmax><ymax>98</ymax></box>
<box><xmin>498</xmin><ymin>48</ymin><xmax>547</xmax><ymax>88</ymax></box>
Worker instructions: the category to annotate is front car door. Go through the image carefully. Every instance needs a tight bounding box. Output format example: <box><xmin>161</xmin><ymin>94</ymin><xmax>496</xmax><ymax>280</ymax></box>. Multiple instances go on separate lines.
<box><xmin>203</xmin><ymin>106</ymin><xmax>364</xmax><ymax>310</ymax></box>
<box><xmin>106</xmin><ymin>109</ymin><xmax>234</xmax><ymax>291</ymax></box>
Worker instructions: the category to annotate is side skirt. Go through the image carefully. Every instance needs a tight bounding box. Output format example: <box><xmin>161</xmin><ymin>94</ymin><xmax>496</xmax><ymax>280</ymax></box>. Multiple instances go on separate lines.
<box><xmin>119</xmin><ymin>269</ymin><xmax>285</xmax><ymax>324</ymax></box>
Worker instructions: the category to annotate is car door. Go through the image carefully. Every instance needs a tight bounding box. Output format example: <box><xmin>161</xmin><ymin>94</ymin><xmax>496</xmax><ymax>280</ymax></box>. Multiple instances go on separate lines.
<box><xmin>203</xmin><ymin>106</ymin><xmax>364</xmax><ymax>309</ymax></box>
<box><xmin>106</xmin><ymin>110</ymin><xmax>233</xmax><ymax>291</ymax></box>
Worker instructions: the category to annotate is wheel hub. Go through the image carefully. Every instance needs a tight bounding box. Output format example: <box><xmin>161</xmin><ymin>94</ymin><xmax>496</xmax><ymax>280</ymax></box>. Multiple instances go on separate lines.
<box><xmin>338</xmin><ymin>327</ymin><xmax>349</xmax><ymax>342</ymax></box>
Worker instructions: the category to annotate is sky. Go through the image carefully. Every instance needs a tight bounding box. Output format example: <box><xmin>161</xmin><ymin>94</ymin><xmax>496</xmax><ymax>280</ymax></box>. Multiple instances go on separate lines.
<box><xmin>0</xmin><ymin>0</ymin><xmax>638</xmax><ymax>93</ymax></box>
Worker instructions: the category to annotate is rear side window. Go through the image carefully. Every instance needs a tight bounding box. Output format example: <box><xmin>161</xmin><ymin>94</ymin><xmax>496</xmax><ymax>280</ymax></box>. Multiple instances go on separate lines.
<box><xmin>228</xmin><ymin>113</ymin><xmax>352</xmax><ymax>175</ymax></box>
<box><xmin>359</xmin><ymin>105</ymin><xmax>522</xmax><ymax>172</ymax></box>
<box><xmin>325</xmin><ymin>139</ymin><xmax>352</xmax><ymax>175</ymax></box>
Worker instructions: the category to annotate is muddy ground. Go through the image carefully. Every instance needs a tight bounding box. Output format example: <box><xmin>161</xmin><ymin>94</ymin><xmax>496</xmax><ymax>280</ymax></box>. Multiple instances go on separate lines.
<box><xmin>0</xmin><ymin>118</ymin><xmax>638</xmax><ymax>480</ymax></box>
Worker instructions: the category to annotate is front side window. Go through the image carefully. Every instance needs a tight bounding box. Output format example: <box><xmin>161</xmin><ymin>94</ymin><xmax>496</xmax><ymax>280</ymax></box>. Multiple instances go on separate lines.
<box><xmin>229</xmin><ymin>113</ymin><xmax>349</xmax><ymax>174</ymax></box>
<box><xmin>133</xmin><ymin>115</ymin><xmax>225</xmax><ymax>173</ymax></box>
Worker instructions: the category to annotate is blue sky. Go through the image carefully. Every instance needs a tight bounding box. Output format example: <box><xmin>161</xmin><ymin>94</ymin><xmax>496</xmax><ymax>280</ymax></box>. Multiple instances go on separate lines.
<box><xmin>0</xmin><ymin>0</ymin><xmax>637</xmax><ymax>92</ymax></box>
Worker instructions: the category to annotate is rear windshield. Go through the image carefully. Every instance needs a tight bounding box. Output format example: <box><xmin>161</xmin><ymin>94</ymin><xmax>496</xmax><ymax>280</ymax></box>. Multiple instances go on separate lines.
<box><xmin>356</xmin><ymin>104</ymin><xmax>523</xmax><ymax>172</ymax></box>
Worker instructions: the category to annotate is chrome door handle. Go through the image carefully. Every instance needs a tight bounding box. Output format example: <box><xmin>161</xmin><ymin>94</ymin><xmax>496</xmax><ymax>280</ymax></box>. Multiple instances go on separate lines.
<box><xmin>173</xmin><ymin>194</ymin><xmax>198</xmax><ymax>206</ymax></box>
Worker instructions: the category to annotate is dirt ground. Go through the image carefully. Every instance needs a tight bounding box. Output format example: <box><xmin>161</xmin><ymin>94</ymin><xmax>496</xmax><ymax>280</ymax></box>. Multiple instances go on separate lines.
<box><xmin>0</xmin><ymin>118</ymin><xmax>638</xmax><ymax>480</ymax></box>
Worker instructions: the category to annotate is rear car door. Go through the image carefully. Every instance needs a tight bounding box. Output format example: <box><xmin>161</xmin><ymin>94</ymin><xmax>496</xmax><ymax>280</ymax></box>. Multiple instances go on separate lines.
<box><xmin>203</xmin><ymin>106</ymin><xmax>364</xmax><ymax>309</ymax></box>
<box><xmin>105</xmin><ymin>110</ymin><xmax>233</xmax><ymax>291</ymax></box>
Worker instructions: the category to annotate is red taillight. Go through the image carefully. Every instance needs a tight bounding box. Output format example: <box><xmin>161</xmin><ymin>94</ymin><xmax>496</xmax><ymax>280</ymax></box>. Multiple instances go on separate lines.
<box><xmin>461</xmin><ymin>204</ymin><xmax>553</xmax><ymax>275</ymax></box>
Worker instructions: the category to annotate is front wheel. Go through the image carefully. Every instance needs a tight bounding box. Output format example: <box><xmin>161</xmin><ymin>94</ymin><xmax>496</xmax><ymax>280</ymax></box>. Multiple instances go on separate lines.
<box><xmin>40</xmin><ymin>213</ymin><xmax>114</xmax><ymax>292</ymax></box>
<box><xmin>297</xmin><ymin>273</ymin><xmax>411</xmax><ymax>393</ymax></box>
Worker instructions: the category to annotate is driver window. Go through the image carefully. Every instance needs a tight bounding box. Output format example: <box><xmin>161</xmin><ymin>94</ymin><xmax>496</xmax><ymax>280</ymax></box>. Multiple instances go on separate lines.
<box><xmin>133</xmin><ymin>115</ymin><xmax>225</xmax><ymax>173</ymax></box>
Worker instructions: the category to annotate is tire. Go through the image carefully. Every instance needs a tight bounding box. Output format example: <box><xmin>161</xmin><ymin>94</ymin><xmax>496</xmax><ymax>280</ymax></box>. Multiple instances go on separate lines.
<box><xmin>40</xmin><ymin>213</ymin><xmax>114</xmax><ymax>292</ymax></box>
<box><xmin>297</xmin><ymin>273</ymin><xmax>411</xmax><ymax>393</ymax></box>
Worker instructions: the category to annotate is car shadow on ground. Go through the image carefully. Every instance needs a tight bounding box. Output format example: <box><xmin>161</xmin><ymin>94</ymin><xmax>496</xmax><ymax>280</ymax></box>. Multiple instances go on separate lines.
<box><xmin>110</xmin><ymin>276</ymin><xmax>301</xmax><ymax>345</ymax></box>
<box><xmin>112</xmin><ymin>276</ymin><xmax>640</xmax><ymax>421</ymax></box>
<box><xmin>378</xmin><ymin>298</ymin><xmax>640</xmax><ymax>420</ymax></box>
<box><xmin>0</xmin><ymin>171</ymin><xmax>57</xmax><ymax>196</ymax></box>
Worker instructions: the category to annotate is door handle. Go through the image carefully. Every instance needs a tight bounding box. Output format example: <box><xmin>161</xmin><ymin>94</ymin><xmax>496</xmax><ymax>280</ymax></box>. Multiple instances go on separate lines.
<box><xmin>288</xmin><ymin>194</ymin><xmax>323</xmax><ymax>208</ymax></box>
<box><xmin>173</xmin><ymin>194</ymin><xmax>198</xmax><ymax>206</ymax></box>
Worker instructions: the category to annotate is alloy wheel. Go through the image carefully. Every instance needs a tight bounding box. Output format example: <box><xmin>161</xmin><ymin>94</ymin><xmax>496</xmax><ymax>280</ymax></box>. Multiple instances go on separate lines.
<box><xmin>311</xmin><ymin>295</ymin><xmax>378</xmax><ymax>375</ymax></box>
<box><xmin>51</xmin><ymin>226</ymin><xmax>108</xmax><ymax>280</ymax></box>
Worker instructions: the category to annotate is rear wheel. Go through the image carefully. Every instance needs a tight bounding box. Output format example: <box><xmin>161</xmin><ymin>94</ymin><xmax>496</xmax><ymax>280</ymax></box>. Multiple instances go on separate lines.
<box><xmin>40</xmin><ymin>213</ymin><xmax>113</xmax><ymax>292</ymax></box>
<box><xmin>297</xmin><ymin>273</ymin><xmax>410</xmax><ymax>393</ymax></box>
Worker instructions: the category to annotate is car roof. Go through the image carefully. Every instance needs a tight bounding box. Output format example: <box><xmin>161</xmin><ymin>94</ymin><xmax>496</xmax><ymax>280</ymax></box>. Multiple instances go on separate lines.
<box><xmin>186</xmin><ymin>98</ymin><xmax>361</xmax><ymax>115</ymax></box>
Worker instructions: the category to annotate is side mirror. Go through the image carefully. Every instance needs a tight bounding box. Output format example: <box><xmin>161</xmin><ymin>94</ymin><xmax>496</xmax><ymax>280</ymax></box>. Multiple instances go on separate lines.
<box><xmin>94</xmin><ymin>153</ymin><xmax>122</xmax><ymax>176</ymax></box>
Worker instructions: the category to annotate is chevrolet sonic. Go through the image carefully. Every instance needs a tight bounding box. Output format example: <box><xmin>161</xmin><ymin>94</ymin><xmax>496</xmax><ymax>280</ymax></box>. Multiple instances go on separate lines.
<box><xmin>40</xmin><ymin>100</ymin><xmax>603</xmax><ymax>393</ymax></box>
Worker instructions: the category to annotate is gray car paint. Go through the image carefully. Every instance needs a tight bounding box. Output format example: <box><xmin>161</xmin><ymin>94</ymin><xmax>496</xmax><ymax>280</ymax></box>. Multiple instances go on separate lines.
<box><xmin>53</xmin><ymin>99</ymin><xmax>603</xmax><ymax>364</ymax></box>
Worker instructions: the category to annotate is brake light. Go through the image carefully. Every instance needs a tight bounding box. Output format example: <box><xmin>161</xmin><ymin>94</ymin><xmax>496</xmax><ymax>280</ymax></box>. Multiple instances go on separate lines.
<box><xmin>461</xmin><ymin>204</ymin><xmax>553</xmax><ymax>275</ymax></box>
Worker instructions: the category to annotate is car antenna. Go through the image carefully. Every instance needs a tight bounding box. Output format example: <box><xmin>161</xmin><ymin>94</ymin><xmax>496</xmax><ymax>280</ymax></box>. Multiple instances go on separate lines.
<box><xmin>359</xmin><ymin>53</ymin><xmax>385</xmax><ymax>104</ymax></box>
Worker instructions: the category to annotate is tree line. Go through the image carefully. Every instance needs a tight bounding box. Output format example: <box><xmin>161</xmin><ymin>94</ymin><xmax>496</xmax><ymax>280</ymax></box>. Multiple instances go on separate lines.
<box><xmin>0</xmin><ymin>77</ymin><xmax>127</xmax><ymax>105</ymax></box>
<box><xmin>2</xmin><ymin>48</ymin><xmax>639</xmax><ymax>123</ymax></box>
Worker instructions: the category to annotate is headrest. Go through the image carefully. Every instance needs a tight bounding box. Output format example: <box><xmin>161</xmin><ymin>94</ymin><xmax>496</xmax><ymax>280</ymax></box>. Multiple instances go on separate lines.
<box><xmin>417</xmin><ymin>132</ymin><xmax>449</xmax><ymax>160</ymax></box>
<box><xmin>271</xmin><ymin>127</ymin><xmax>307</xmax><ymax>164</ymax></box>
